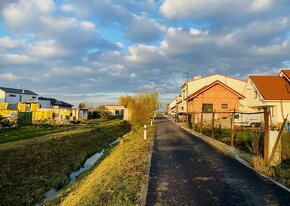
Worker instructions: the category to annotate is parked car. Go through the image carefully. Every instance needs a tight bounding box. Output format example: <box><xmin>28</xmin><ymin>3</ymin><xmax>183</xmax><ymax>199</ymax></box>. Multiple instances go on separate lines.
<box><xmin>175</xmin><ymin>112</ymin><xmax>187</xmax><ymax>122</ymax></box>
<box><xmin>234</xmin><ymin>113</ymin><xmax>261</xmax><ymax>127</ymax></box>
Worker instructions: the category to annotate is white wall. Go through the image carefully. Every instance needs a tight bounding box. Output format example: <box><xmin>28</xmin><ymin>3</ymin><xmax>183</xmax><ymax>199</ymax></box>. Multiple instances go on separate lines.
<box><xmin>0</xmin><ymin>90</ymin><xmax>5</xmax><ymax>102</ymax></box>
<box><xmin>38</xmin><ymin>99</ymin><xmax>51</xmax><ymax>108</ymax></box>
<box><xmin>5</xmin><ymin>92</ymin><xmax>37</xmax><ymax>104</ymax></box>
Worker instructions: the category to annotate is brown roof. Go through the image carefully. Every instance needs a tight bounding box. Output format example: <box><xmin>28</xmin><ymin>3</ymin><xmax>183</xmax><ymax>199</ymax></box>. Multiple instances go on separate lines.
<box><xmin>250</xmin><ymin>76</ymin><xmax>290</xmax><ymax>100</ymax></box>
<box><xmin>280</xmin><ymin>70</ymin><xmax>290</xmax><ymax>81</ymax></box>
<box><xmin>187</xmin><ymin>80</ymin><xmax>244</xmax><ymax>100</ymax></box>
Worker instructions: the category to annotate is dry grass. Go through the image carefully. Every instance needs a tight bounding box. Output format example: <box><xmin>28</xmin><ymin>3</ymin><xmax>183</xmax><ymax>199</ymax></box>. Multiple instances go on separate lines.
<box><xmin>47</xmin><ymin>125</ymin><xmax>154</xmax><ymax>206</ymax></box>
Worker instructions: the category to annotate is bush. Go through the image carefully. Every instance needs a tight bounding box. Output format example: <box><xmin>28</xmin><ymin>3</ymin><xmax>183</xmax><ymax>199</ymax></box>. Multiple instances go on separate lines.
<box><xmin>119</xmin><ymin>91</ymin><xmax>160</xmax><ymax>127</ymax></box>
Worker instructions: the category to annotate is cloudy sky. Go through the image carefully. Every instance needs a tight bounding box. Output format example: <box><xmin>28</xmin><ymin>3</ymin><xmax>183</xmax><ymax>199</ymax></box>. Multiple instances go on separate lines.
<box><xmin>0</xmin><ymin>0</ymin><xmax>289</xmax><ymax>108</ymax></box>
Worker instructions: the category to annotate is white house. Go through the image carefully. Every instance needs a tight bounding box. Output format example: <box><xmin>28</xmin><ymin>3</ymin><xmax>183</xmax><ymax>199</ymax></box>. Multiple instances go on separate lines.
<box><xmin>242</xmin><ymin>70</ymin><xmax>290</xmax><ymax>125</ymax></box>
<box><xmin>180</xmin><ymin>74</ymin><xmax>246</xmax><ymax>113</ymax></box>
<box><xmin>0</xmin><ymin>87</ymin><xmax>38</xmax><ymax>105</ymax></box>
<box><xmin>105</xmin><ymin>105</ymin><xmax>125</xmax><ymax>116</ymax></box>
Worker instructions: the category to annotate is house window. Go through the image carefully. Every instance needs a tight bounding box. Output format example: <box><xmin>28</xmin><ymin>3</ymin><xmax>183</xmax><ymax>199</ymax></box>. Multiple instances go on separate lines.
<box><xmin>202</xmin><ymin>104</ymin><xmax>213</xmax><ymax>113</ymax></box>
<box><xmin>32</xmin><ymin>96</ymin><xmax>36</xmax><ymax>99</ymax></box>
<box><xmin>19</xmin><ymin>95</ymin><xmax>22</xmax><ymax>101</ymax></box>
<box><xmin>182</xmin><ymin>89</ymin><xmax>186</xmax><ymax>99</ymax></box>
<box><xmin>221</xmin><ymin>104</ymin><xmax>228</xmax><ymax>109</ymax></box>
<box><xmin>253</xmin><ymin>91</ymin><xmax>257</xmax><ymax>99</ymax></box>
<box><xmin>9</xmin><ymin>94</ymin><xmax>16</xmax><ymax>97</ymax></box>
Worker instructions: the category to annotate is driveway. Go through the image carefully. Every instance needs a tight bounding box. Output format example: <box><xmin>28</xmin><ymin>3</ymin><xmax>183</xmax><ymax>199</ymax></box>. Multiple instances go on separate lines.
<box><xmin>146</xmin><ymin>115</ymin><xmax>290</xmax><ymax>206</ymax></box>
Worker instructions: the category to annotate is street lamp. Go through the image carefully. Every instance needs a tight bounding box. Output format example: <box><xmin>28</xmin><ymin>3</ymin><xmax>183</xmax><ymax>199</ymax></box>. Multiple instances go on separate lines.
<box><xmin>184</xmin><ymin>72</ymin><xmax>189</xmax><ymax>124</ymax></box>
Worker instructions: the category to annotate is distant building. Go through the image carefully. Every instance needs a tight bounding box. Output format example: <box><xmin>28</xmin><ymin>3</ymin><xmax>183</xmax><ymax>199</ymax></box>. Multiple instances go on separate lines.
<box><xmin>38</xmin><ymin>96</ymin><xmax>73</xmax><ymax>109</ymax></box>
<box><xmin>0</xmin><ymin>87</ymin><xmax>38</xmax><ymax>105</ymax></box>
<box><xmin>105</xmin><ymin>105</ymin><xmax>125</xmax><ymax>116</ymax></box>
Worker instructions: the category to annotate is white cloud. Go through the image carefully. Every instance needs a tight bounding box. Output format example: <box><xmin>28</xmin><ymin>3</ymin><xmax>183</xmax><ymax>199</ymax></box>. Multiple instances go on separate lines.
<box><xmin>80</xmin><ymin>21</ymin><xmax>96</xmax><ymax>31</ymax></box>
<box><xmin>125</xmin><ymin>16</ymin><xmax>165</xmax><ymax>43</ymax></box>
<box><xmin>251</xmin><ymin>0</ymin><xmax>273</xmax><ymax>11</ymax></box>
<box><xmin>3</xmin><ymin>54</ymin><xmax>35</xmax><ymax>64</ymax></box>
<box><xmin>126</xmin><ymin>44</ymin><xmax>165</xmax><ymax>63</ymax></box>
<box><xmin>0</xmin><ymin>72</ymin><xmax>20</xmax><ymax>81</ymax></box>
<box><xmin>0</xmin><ymin>36</ymin><xmax>25</xmax><ymax>50</ymax></box>
<box><xmin>28</xmin><ymin>40</ymin><xmax>67</xmax><ymax>59</ymax></box>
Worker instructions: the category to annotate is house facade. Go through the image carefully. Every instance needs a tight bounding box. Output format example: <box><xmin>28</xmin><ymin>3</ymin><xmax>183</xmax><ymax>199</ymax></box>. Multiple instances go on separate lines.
<box><xmin>0</xmin><ymin>87</ymin><xmax>38</xmax><ymax>105</ymax></box>
<box><xmin>242</xmin><ymin>70</ymin><xmax>290</xmax><ymax>125</ymax></box>
<box><xmin>181</xmin><ymin>74</ymin><xmax>246</xmax><ymax>113</ymax></box>
<box><xmin>105</xmin><ymin>105</ymin><xmax>125</xmax><ymax>116</ymax></box>
<box><xmin>187</xmin><ymin>80</ymin><xmax>244</xmax><ymax>114</ymax></box>
<box><xmin>38</xmin><ymin>96</ymin><xmax>73</xmax><ymax>109</ymax></box>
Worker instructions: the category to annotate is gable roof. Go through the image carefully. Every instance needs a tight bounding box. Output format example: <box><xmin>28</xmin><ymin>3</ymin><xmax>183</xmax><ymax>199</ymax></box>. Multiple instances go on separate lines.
<box><xmin>250</xmin><ymin>76</ymin><xmax>290</xmax><ymax>100</ymax></box>
<box><xmin>279</xmin><ymin>70</ymin><xmax>290</xmax><ymax>82</ymax></box>
<box><xmin>38</xmin><ymin>96</ymin><xmax>73</xmax><ymax>107</ymax></box>
<box><xmin>38</xmin><ymin>96</ymin><xmax>58</xmax><ymax>104</ymax></box>
<box><xmin>187</xmin><ymin>80</ymin><xmax>245</xmax><ymax>100</ymax></box>
<box><xmin>54</xmin><ymin>101</ymin><xmax>73</xmax><ymax>107</ymax></box>
<box><xmin>0</xmin><ymin>87</ymin><xmax>38</xmax><ymax>96</ymax></box>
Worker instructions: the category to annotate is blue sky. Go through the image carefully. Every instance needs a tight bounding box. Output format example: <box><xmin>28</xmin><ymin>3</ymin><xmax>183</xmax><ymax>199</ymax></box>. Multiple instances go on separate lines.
<box><xmin>0</xmin><ymin>0</ymin><xmax>290</xmax><ymax>109</ymax></box>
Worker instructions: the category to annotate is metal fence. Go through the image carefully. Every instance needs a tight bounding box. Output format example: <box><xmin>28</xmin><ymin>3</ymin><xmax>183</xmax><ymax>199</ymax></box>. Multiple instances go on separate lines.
<box><xmin>188</xmin><ymin>111</ymin><xmax>265</xmax><ymax>156</ymax></box>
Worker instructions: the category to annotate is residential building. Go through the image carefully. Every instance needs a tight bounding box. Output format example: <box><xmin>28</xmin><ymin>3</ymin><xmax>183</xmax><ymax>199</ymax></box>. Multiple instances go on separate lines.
<box><xmin>168</xmin><ymin>99</ymin><xmax>177</xmax><ymax>115</ymax></box>
<box><xmin>242</xmin><ymin>70</ymin><xmax>290</xmax><ymax>125</ymax></box>
<box><xmin>181</xmin><ymin>74</ymin><xmax>246</xmax><ymax>113</ymax></box>
<box><xmin>0</xmin><ymin>87</ymin><xmax>38</xmax><ymax>105</ymax></box>
<box><xmin>38</xmin><ymin>96</ymin><xmax>73</xmax><ymax>109</ymax></box>
<box><xmin>187</xmin><ymin>80</ymin><xmax>245</xmax><ymax>114</ymax></box>
<box><xmin>105</xmin><ymin>105</ymin><xmax>125</xmax><ymax>116</ymax></box>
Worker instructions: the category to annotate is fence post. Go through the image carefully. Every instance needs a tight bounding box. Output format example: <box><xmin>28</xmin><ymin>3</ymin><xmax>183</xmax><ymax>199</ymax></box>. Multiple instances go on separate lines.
<box><xmin>193</xmin><ymin>112</ymin><xmax>196</xmax><ymax>131</ymax></box>
<box><xmin>268</xmin><ymin>115</ymin><xmax>288</xmax><ymax>165</ymax></box>
<box><xmin>200</xmin><ymin>112</ymin><xmax>203</xmax><ymax>133</ymax></box>
<box><xmin>230</xmin><ymin>109</ymin><xmax>235</xmax><ymax>147</ymax></box>
<box><xmin>211</xmin><ymin>111</ymin><xmax>215</xmax><ymax>139</ymax></box>
<box><xmin>264</xmin><ymin>107</ymin><xmax>270</xmax><ymax>162</ymax></box>
<box><xmin>144</xmin><ymin>125</ymin><xmax>147</xmax><ymax>140</ymax></box>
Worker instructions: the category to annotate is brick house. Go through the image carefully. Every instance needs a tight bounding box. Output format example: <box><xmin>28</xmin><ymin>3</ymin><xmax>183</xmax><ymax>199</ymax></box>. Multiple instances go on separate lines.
<box><xmin>181</xmin><ymin>74</ymin><xmax>246</xmax><ymax>113</ymax></box>
<box><xmin>187</xmin><ymin>80</ymin><xmax>244</xmax><ymax>121</ymax></box>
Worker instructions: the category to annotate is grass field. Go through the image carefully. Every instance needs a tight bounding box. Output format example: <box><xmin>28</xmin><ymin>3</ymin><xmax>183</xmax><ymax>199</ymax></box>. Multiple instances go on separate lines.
<box><xmin>46</xmin><ymin>124</ymin><xmax>154</xmax><ymax>206</ymax></box>
<box><xmin>0</xmin><ymin>119</ymin><xmax>131</xmax><ymax>205</ymax></box>
<box><xmin>0</xmin><ymin>124</ymin><xmax>79</xmax><ymax>144</ymax></box>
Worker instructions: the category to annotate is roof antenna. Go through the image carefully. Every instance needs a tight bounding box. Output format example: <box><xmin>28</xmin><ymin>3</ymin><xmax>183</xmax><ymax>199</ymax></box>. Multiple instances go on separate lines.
<box><xmin>224</xmin><ymin>64</ymin><xmax>227</xmax><ymax>85</ymax></box>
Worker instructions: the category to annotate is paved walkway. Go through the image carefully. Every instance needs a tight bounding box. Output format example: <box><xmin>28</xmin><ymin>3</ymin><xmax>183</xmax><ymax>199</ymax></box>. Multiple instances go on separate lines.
<box><xmin>146</xmin><ymin>116</ymin><xmax>290</xmax><ymax>206</ymax></box>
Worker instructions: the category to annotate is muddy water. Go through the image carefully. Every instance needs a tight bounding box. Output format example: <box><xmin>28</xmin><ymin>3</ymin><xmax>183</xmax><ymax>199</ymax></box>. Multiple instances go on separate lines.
<box><xmin>37</xmin><ymin>139</ymin><xmax>119</xmax><ymax>205</ymax></box>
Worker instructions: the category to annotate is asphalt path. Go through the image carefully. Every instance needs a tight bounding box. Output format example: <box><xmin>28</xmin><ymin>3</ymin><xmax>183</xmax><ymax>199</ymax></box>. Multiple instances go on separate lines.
<box><xmin>146</xmin><ymin>115</ymin><xmax>290</xmax><ymax>206</ymax></box>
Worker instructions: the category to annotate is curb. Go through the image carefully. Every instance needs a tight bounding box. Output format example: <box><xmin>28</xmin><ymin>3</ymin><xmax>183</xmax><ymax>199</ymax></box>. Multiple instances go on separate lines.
<box><xmin>139</xmin><ymin>122</ymin><xmax>156</xmax><ymax>206</ymax></box>
<box><xmin>166</xmin><ymin>115</ymin><xmax>290</xmax><ymax>193</ymax></box>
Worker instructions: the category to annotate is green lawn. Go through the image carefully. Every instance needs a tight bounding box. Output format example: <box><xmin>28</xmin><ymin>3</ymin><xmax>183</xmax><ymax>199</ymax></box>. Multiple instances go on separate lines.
<box><xmin>0</xmin><ymin>120</ymin><xmax>131</xmax><ymax>205</ymax></box>
<box><xmin>0</xmin><ymin>124</ymin><xmax>80</xmax><ymax>144</ymax></box>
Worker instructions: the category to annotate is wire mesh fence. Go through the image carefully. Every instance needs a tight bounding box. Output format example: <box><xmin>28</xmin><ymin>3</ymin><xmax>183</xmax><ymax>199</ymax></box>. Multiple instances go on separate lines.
<box><xmin>188</xmin><ymin>111</ymin><xmax>265</xmax><ymax>156</ymax></box>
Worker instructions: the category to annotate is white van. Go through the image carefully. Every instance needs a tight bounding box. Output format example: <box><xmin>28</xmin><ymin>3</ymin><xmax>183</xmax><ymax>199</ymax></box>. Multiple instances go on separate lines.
<box><xmin>234</xmin><ymin>113</ymin><xmax>262</xmax><ymax>127</ymax></box>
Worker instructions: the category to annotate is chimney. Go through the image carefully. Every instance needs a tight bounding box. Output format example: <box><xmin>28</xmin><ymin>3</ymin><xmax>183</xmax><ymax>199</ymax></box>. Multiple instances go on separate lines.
<box><xmin>194</xmin><ymin>75</ymin><xmax>202</xmax><ymax>80</ymax></box>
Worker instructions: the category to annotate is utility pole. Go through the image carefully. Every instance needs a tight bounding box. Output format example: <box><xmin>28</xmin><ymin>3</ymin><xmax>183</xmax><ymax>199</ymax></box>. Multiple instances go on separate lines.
<box><xmin>184</xmin><ymin>72</ymin><xmax>189</xmax><ymax>124</ymax></box>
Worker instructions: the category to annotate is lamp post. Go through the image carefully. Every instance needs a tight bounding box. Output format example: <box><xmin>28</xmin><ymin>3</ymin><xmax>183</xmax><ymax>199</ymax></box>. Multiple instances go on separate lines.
<box><xmin>184</xmin><ymin>72</ymin><xmax>189</xmax><ymax>124</ymax></box>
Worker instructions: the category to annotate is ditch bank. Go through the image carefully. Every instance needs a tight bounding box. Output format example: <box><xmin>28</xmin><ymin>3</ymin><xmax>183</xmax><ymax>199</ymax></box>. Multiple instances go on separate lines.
<box><xmin>0</xmin><ymin>120</ymin><xmax>131</xmax><ymax>206</ymax></box>
<box><xmin>46</xmin><ymin>125</ymin><xmax>155</xmax><ymax>206</ymax></box>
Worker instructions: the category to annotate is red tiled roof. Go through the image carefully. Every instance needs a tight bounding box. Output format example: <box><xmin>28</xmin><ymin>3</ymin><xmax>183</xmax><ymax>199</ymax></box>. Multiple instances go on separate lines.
<box><xmin>280</xmin><ymin>70</ymin><xmax>290</xmax><ymax>81</ymax></box>
<box><xmin>187</xmin><ymin>80</ymin><xmax>245</xmax><ymax>100</ymax></box>
<box><xmin>250</xmin><ymin>76</ymin><xmax>290</xmax><ymax>100</ymax></box>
